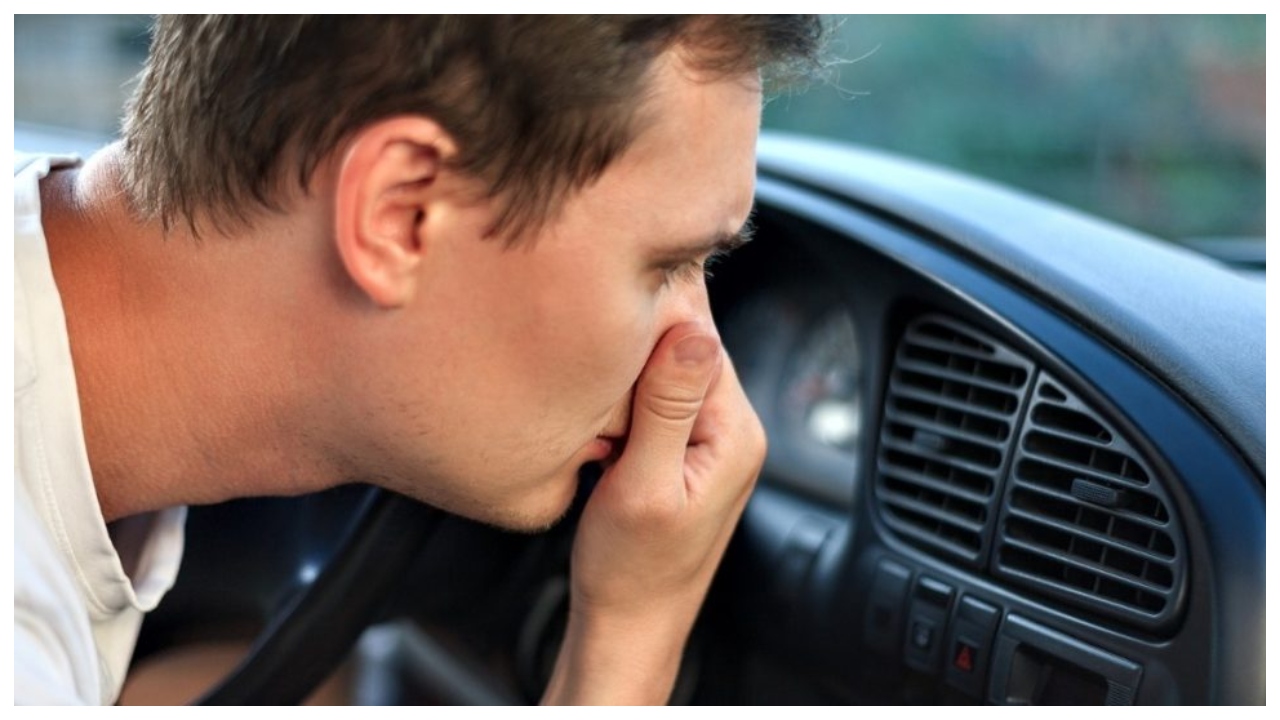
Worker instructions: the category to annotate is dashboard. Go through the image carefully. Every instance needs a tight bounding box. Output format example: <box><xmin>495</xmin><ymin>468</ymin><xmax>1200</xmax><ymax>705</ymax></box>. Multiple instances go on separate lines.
<box><xmin>694</xmin><ymin>136</ymin><xmax>1265</xmax><ymax>704</ymax></box>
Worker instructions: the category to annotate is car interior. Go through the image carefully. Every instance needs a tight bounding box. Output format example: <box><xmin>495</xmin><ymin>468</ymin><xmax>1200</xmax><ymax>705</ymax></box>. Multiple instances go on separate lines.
<box><xmin>122</xmin><ymin>132</ymin><xmax>1266</xmax><ymax>705</ymax></box>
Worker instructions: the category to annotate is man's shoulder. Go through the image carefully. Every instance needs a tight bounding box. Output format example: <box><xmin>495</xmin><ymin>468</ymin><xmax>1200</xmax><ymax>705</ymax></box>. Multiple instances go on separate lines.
<box><xmin>15</xmin><ymin>151</ymin><xmax>42</xmax><ymax>176</ymax></box>
<box><xmin>15</xmin><ymin>151</ymin><xmax>81</xmax><ymax>178</ymax></box>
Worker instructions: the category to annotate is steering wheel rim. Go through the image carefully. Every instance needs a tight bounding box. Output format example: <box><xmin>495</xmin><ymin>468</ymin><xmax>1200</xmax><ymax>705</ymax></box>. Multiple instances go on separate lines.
<box><xmin>195</xmin><ymin>488</ymin><xmax>444</xmax><ymax>705</ymax></box>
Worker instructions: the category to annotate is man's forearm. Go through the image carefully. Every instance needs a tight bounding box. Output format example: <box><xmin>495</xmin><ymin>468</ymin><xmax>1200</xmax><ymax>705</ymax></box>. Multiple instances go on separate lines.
<box><xmin>541</xmin><ymin>606</ymin><xmax>691</xmax><ymax>705</ymax></box>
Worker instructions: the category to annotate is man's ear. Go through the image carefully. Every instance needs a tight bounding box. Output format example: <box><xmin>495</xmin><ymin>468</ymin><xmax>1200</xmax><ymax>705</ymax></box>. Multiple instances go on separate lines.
<box><xmin>332</xmin><ymin>116</ymin><xmax>457</xmax><ymax>308</ymax></box>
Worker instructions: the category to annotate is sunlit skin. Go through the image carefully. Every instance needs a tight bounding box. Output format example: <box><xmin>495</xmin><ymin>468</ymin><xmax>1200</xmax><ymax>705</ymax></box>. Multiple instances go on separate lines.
<box><xmin>320</xmin><ymin>49</ymin><xmax>765</xmax><ymax>531</ymax></box>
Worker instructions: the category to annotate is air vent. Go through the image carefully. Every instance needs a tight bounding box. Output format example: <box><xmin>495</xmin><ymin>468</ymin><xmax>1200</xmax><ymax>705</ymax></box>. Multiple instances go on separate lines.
<box><xmin>993</xmin><ymin>374</ymin><xmax>1186</xmax><ymax>630</ymax></box>
<box><xmin>875</xmin><ymin>316</ymin><xmax>1035</xmax><ymax>567</ymax></box>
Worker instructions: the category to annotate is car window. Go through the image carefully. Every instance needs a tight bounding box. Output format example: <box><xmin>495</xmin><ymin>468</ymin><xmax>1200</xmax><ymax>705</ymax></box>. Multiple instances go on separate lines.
<box><xmin>761</xmin><ymin>16</ymin><xmax>1264</xmax><ymax>249</ymax></box>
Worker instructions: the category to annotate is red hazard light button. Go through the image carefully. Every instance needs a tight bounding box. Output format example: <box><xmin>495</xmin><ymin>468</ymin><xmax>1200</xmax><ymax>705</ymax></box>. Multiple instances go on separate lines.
<box><xmin>953</xmin><ymin>642</ymin><xmax>976</xmax><ymax>673</ymax></box>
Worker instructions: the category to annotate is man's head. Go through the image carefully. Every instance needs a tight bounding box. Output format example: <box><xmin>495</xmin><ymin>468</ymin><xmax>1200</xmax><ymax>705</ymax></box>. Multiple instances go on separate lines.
<box><xmin>122</xmin><ymin>15</ymin><xmax>822</xmax><ymax>238</ymax></box>
<box><xmin>115</xmin><ymin>16</ymin><xmax>823</xmax><ymax>530</ymax></box>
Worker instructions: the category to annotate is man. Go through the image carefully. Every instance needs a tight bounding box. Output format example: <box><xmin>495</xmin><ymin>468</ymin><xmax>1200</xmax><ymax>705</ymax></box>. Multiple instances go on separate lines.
<box><xmin>14</xmin><ymin>16</ymin><xmax>823</xmax><ymax>704</ymax></box>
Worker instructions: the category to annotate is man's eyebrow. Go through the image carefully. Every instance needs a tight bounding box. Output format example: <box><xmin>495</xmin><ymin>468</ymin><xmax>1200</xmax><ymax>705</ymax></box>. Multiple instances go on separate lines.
<box><xmin>650</xmin><ymin>218</ymin><xmax>757</xmax><ymax>265</ymax></box>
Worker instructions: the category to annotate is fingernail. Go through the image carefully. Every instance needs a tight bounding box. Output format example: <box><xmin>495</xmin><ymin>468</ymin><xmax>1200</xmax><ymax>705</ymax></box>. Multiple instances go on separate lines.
<box><xmin>674</xmin><ymin>335</ymin><xmax>719</xmax><ymax>366</ymax></box>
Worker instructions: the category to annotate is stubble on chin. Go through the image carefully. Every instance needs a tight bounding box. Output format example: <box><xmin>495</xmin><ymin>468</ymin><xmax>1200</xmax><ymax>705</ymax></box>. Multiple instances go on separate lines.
<box><xmin>485</xmin><ymin>470</ymin><xmax>585</xmax><ymax>534</ymax></box>
<box><xmin>375</xmin><ymin>466</ymin><xmax>583</xmax><ymax>535</ymax></box>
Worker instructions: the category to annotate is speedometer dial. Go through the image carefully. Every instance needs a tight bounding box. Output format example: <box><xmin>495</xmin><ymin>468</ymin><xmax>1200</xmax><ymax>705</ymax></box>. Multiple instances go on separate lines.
<box><xmin>780</xmin><ymin>309</ymin><xmax>862</xmax><ymax>456</ymax></box>
<box><xmin>718</xmin><ymin>284</ymin><xmax>865</xmax><ymax>506</ymax></box>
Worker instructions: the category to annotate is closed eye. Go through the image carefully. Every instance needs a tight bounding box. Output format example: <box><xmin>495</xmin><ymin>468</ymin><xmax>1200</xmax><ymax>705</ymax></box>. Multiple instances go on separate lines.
<box><xmin>660</xmin><ymin>247</ymin><xmax>732</xmax><ymax>286</ymax></box>
<box><xmin>652</xmin><ymin>217</ymin><xmax>754</xmax><ymax>288</ymax></box>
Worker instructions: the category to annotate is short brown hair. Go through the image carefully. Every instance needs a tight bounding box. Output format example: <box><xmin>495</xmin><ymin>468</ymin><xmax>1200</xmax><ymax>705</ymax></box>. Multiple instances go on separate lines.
<box><xmin>121</xmin><ymin>15</ymin><xmax>824</xmax><ymax>239</ymax></box>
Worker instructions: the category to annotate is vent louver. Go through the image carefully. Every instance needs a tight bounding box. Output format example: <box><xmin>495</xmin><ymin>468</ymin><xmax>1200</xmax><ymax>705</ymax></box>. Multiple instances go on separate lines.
<box><xmin>875</xmin><ymin>316</ymin><xmax>1034</xmax><ymax>567</ymax></box>
<box><xmin>993</xmin><ymin>374</ymin><xmax>1185</xmax><ymax>630</ymax></box>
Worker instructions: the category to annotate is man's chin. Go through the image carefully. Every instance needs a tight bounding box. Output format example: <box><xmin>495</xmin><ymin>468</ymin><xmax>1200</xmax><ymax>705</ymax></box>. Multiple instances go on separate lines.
<box><xmin>486</xmin><ymin>505</ymin><xmax>571</xmax><ymax>534</ymax></box>
<box><xmin>375</xmin><ymin>465</ymin><xmax>585</xmax><ymax>534</ymax></box>
<box><xmin>455</xmin><ymin>476</ymin><xmax>584</xmax><ymax>534</ymax></box>
<box><xmin>481</xmin><ymin>463</ymin><xmax>602</xmax><ymax>534</ymax></box>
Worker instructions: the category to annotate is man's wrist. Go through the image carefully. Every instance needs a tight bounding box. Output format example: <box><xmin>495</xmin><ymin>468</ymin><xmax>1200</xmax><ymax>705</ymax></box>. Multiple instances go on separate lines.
<box><xmin>540</xmin><ymin>604</ymin><xmax>691</xmax><ymax>706</ymax></box>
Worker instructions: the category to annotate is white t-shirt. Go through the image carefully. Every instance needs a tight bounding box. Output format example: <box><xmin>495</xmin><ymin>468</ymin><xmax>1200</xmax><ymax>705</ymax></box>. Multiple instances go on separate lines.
<box><xmin>13</xmin><ymin>153</ymin><xmax>186</xmax><ymax>705</ymax></box>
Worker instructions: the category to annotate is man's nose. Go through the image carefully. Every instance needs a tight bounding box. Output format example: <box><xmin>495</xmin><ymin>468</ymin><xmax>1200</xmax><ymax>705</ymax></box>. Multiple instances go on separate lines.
<box><xmin>611</xmin><ymin>280</ymin><xmax>717</xmax><ymax>444</ymax></box>
<box><xmin>668</xmin><ymin>275</ymin><xmax>717</xmax><ymax>334</ymax></box>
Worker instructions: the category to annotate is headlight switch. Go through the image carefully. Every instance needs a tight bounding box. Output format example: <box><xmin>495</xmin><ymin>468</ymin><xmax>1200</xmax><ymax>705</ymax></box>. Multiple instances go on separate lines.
<box><xmin>903</xmin><ymin>575</ymin><xmax>955</xmax><ymax>674</ymax></box>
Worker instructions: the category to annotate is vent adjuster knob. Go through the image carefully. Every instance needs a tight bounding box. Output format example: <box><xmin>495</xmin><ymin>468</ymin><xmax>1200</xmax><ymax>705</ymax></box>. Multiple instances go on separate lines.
<box><xmin>1070</xmin><ymin>477</ymin><xmax>1128</xmax><ymax>509</ymax></box>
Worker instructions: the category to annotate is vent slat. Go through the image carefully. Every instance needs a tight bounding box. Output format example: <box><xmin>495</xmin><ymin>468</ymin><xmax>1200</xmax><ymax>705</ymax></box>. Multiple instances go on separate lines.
<box><xmin>1009</xmin><ymin>478</ymin><xmax>1171</xmax><ymax>532</ymax></box>
<box><xmin>899</xmin><ymin>342</ymin><xmax>1029</xmax><ymax>388</ymax></box>
<box><xmin>879</xmin><ymin>473</ymin><xmax>988</xmax><ymax>523</ymax></box>
<box><xmin>908</xmin><ymin>322</ymin><xmax>995</xmax><ymax>354</ymax></box>
<box><xmin>1023</xmin><ymin>430</ymin><xmax>1150</xmax><ymax>485</ymax></box>
<box><xmin>879</xmin><ymin>492</ymin><xmax>987</xmax><ymax>534</ymax></box>
<box><xmin>881</xmin><ymin>434</ymin><xmax>1003</xmax><ymax>474</ymax></box>
<box><xmin>882</xmin><ymin>448</ymin><xmax>993</xmax><ymax>496</ymax></box>
<box><xmin>1022</xmin><ymin>423</ymin><xmax>1116</xmax><ymax>452</ymax></box>
<box><xmin>999</xmin><ymin>536</ymin><xmax>1172</xmax><ymax>593</ymax></box>
<box><xmin>894</xmin><ymin>367</ymin><xmax>1022</xmax><ymax>415</ymax></box>
<box><xmin>1018</xmin><ymin>445</ymin><xmax>1162</xmax><ymax>489</ymax></box>
<box><xmin>1005</xmin><ymin>504</ymin><xmax>1176</xmax><ymax>565</ymax></box>
<box><xmin>883</xmin><ymin>411</ymin><xmax>1009</xmax><ymax>451</ymax></box>
<box><xmin>895</xmin><ymin>357</ymin><xmax>1026</xmax><ymax>395</ymax></box>
<box><xmin>997</xmin><ymin>550</ymin><xmax>1168</xmax><ymax>615</ymax></box>
<box><xmin>889</xmin><ymin>383</ymin><xmax>1017</xmax><ymax>424</ymax></box>
<box><xmin>899</xmin><ymin>333</ymin><xmax>1004</xmax><ymax>363</ymax></box>
<box><xmin>879</xmin><ymin>464</ymin><xmax>993</xmax><ymax>506</ymax></box>
<box><xmin>884</xmin><ymin>517</ymin><xmax>983</xmax><ymax>557</ymax></box>
<box><xmin>1030</xmin><ymin>404</ymin><xmax>1114</xmax><ymax>444</ymax></box>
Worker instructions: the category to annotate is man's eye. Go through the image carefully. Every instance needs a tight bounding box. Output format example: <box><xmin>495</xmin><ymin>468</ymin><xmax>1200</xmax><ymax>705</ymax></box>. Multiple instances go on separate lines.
<box><xmin>661</xmin><ymin>259</ymin><xmax>707</xmax><ymax>285</ymax></box>
<box><xmin>659</xmin><ymin>249</ymin><xmax>729</xmax><ymax>287</ymax></box>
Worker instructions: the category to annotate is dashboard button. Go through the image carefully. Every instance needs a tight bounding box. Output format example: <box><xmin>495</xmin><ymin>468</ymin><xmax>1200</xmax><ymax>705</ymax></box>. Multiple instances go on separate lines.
<box><xmin>944</xmin><ymin>596</ymin><xmax>1001</xmax><ymax>698</ymax></box>
<box><xmin>903</xmin><ymin>576</ymin><xmax>954</xmax><ymax>674</ymax></box>
<box><xmin>864</xmin><ymin>558</ymin><xmax>911</xmax><ymax>656</ymax></box>
<box><xmin>911</xmin><ymin>619</ymin><xmax>935</xmax><ymax>649</ymax></box>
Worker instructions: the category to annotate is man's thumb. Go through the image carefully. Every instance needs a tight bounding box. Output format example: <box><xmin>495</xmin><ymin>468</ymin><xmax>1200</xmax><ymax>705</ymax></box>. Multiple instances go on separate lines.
<box><xmin>626</xmin><ymin>327</ymin><xmax>722</xmax><ymax>469</ymax></box>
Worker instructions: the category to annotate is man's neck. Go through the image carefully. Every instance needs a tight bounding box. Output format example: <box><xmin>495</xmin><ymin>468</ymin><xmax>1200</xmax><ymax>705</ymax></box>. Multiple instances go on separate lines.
<box><xmin>40</xmin><ymin>144</ymin><xmax>344</xmax><ymax>521</ymax></box>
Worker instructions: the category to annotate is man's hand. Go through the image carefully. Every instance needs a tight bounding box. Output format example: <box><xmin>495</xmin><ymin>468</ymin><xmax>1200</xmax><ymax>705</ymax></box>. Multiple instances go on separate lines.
<box><xmin>541</xmin><ymin>322</ymin><xmax>766</xmax><ymax>705</ymax></box>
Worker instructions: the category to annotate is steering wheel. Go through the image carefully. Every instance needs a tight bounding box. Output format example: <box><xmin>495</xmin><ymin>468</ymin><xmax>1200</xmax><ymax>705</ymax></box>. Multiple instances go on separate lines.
<box><xmin>194</xmin><ymin>489</ymin><xmax>444</xmax><ymax>705</ymax></box>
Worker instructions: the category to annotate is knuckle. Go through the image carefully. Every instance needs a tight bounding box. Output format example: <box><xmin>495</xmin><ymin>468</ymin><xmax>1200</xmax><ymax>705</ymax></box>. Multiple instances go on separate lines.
<box><xmin>641</xmin><ymin>388</ymin><xmax>704</xmax><ymax>424</ymax></box>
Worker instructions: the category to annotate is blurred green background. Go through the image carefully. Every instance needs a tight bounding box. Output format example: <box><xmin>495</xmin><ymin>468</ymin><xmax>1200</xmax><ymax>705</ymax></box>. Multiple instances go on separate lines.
<box><xmin>763</xmin><ymin>15</ymin><xmax>1264</xmax><ymax>243</ymax></box>
<box><xmin>15</xmin><ymin>15</ymin><xmax>1265</xmax><ymax>244</ymax></box>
